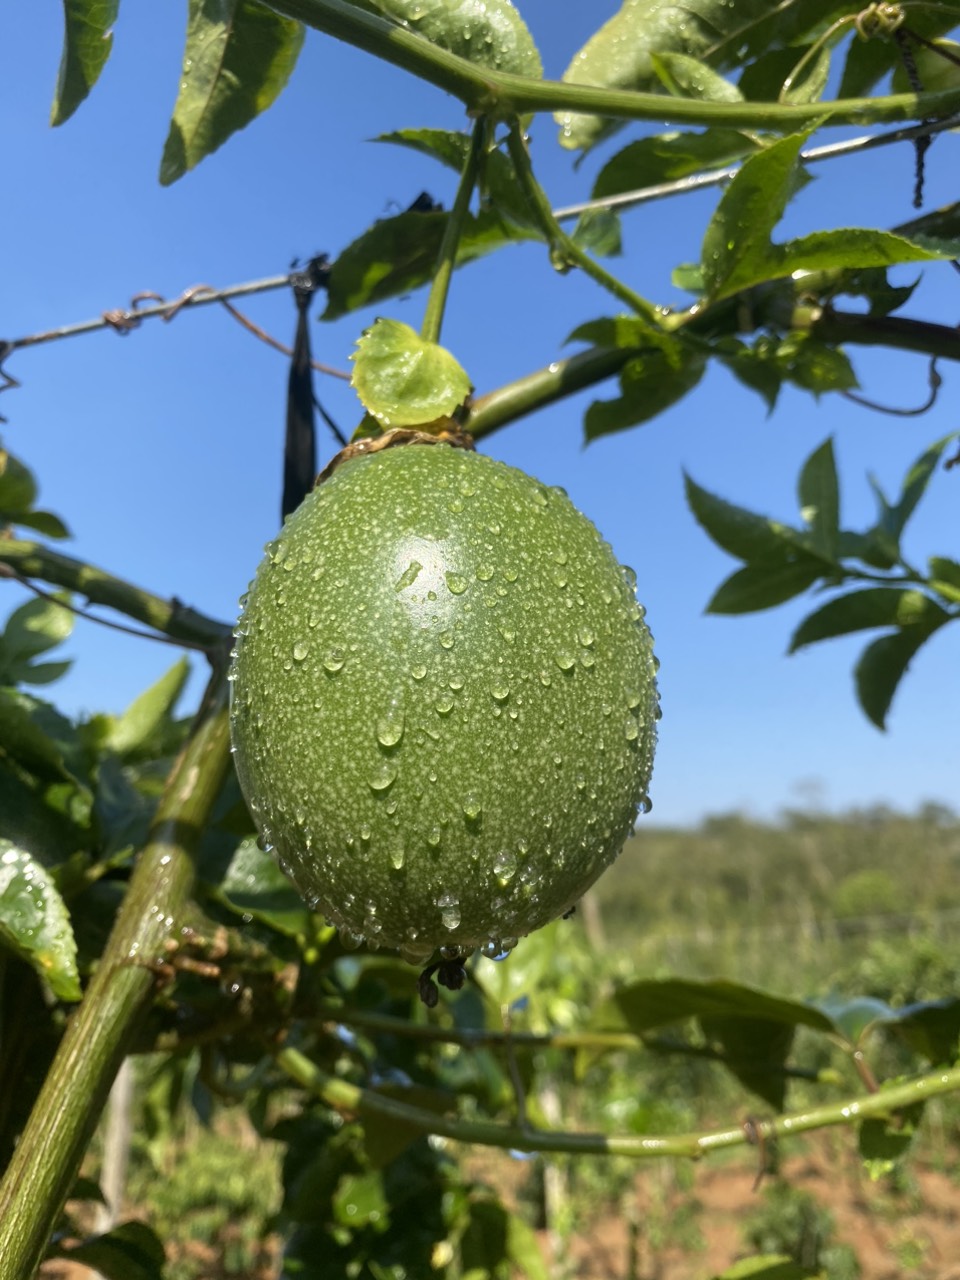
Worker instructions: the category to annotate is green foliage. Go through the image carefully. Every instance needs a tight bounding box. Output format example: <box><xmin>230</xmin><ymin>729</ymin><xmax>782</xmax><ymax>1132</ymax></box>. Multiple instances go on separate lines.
<box><xmin>7</xmin><ymin>4</ymin><xmax>960</xmax><ymax>1277</ymax></box>
<box><xmin>687</xmin><ymin>434</ymin><xmax>960</xmax><ymax>727</ymax></box>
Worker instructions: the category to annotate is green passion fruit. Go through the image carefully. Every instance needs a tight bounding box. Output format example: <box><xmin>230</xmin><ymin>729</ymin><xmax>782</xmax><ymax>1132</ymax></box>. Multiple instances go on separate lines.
<box><xmin>229</xmin><ymin>440</ymin><xmax>658</xmax><ymax>967</ymax></box>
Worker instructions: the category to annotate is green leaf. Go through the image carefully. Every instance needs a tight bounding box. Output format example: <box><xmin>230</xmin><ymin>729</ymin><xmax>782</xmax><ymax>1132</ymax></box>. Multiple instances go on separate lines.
<box><xmin>593</xmin><ymin>130</ymin><xmax>760</xmax><ymax>200</ymax></box>
<box><xmin>160</xmin><ymin>0</ymin><xmax>304</xmax><ymax>184</ymax></box>
<box><xmin>790</xmin><ymin>589</ymin><xmax>950</xmax><ymax>653</ymax></box>
<box><xmin>593</xmin><ymin>977</ymin><xmax>835</xmax><ymax>1038</ymax></box>
<box><xmin>0</xmin><ymin>448</ymin><xmax>38</xmax><ymax>515</ymax></box>
<box><xmin>556</xmin><ymin>0</ymin><xmax>843</xmax><ymax>152</ymax></box>
<box><xmin>840</xmin><ymin>7</ymin><xmax>960</xmax><ymax>97</ymax></box>
<box><xmin>706</xmin><ymin>558</ymin><xmax>824</xmax><ymax>614</ymax></box>
<box><xmin>0</xmin><ymin>688</ymin><xmax>87</xmax><ymax>784</ymax></box>
<box><xmin>798</xmin><ymin>438</ymin><xmax>839</xmax><ymax>562</ymax></box>
<box><xmin>361</xmin><ymin>1083</ymin><xmax>456</xmax><ymax>1167</ymax></box>
<box><xmin>210</xmin><ymin>835</ymin><xmax>311</xmax><ymax>936</ymax></box>
<box><xmin>883</xmin><ymin>433</ymin><xmax>960</xmax><ymax>543</ymax></box>
<box><xmin>351</xmin><ymin>319</ymin><xmax>471</xmax><ymax>426</ymax></box>
<box><xmin>650</xmin><ymin>52</ymin><xmax>743</xmax><ymax>102</ymax></box>
<box><xmin>323</xmin><ymin>208</ymin><xmax>538</xmax><ymax>320</ymax></box>
<box><xmin>701</xmin><ymin>131</ymin><xmax>811</xmax><ymax>300</ymax></box>
<box><xmin>810</xmin><ymin>994</ymin><xmax>893</xmax><ymax>1046</ymax></box>
<box><xmin>699</xmin><ymin>1013</ymin><xmax>794</xmax><ymax>1109</ymax></box>
<box><xmin>713</xmin><ymin>337</ymin><xmax>783</xmax><ymax>412</ymax></box>
<box><xmin>0</xmin><ymin>839</ymin><xmax>81</xmax><ymax>1001</ymax></box>
<box><xmin>105</xmin><ymin>656</ymin><xmax>190</xmax><ymax>757</ymax></box>
<box><xmin>0</xmin><ymin>596</ymin><xmax>74</xmax><ymax>688</ymax></box>
<box><xmin>684</xmin><ymin>474</ymin><xmax>809</xmax><ymax>563</ymax></box>
<box><xmin>855</xmin><ymin>624</ymin><xmax>948</xmax><ymax>730</ymax></box>
<box><xmin>859</xmin><ymin>1110</ymin><xmax>921</xmax><ymax>1180</ymax></box>
<box><xmin>364</xmin><ymin>0</ymin><xmax>542</xmax><ymax>77</ymax></box>
<box><xmin>49</xmin><ymin>1221</ymin><xmax>166</xmax><ymax>1280</ymax></box>
<box><xmin>9</xmin><ymin>509</ymin><xmax>71</xmax><ymax>539</ymax></box>
<box><xmin>583</xmin><ymin>347</ymin><xmax>705</xmax><ymax>440</ymax></box>
<box><xmin>928</xmin><ymin>556</ymin><xmax>960</xmax><ymax>604</ymax></box>
<box><xmin>571</xmin><ymin>208</ymin><xmax>622</xmax><ymax>258</ymax></box>
<box><xmin>51</xmin><ymin>0</ymin><xmax>120</xmax><ymax>125</ymax></box>
<box><xmin>773</xmin><ymin>333</ymin><xmax>858</xmax><ymax>399</ymax></box>
<box><xmin>890</xmin><ymin>998</ymin><xmax>960</xmax><ymax>1065</ymax></box>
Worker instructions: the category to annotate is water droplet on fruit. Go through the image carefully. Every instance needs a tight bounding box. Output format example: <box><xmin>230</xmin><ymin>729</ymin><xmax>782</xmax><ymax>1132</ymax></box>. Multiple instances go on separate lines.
<box><xmin>555</xmin><ymin>649</ymin><xmax>576</xmax><ymax>671</ymax></box>
<box><xmin>439</xmin><ymin>629</ymin><xmax>455</xmax><ymax>649</ymax></box>
<box><xmin>437</xmin><ymin>893</ymin><xmax>461</xmax><ymax>930</ymax></box>
<box><xmin>338</xmin><ymin>927</ymin><xmax>364</xmax><ymax>950</ymax></box>
<box><xmin>477</xmin><ymin>563</ymin><xmax>494</xmax><ymax>581</ymax></box>
<box><xmin>368</xmin><ymin>761</ymin><xmax>398</xmax><ymax>791</ymax></box>
<box><xmin>497</xmin><ymin>623</ymin><xmax>516</xmax><ymax>643</ymax></box>
<box><xmin>448</xmin><ymin>673</ymin><xmax>464</xmax><ymax>691</ymax></box>
<box><xmin>624</xmin><ymin>717</ymin><xmax>639</xmax><ymax>742</ymax></box>
<box><xmin>390</xmin><ymin>845</ymin><xmax>405</xmax><ymax>870</ymax></box>
<box><xmin>427</xmin><ymin>825</ymin><xmax>442</xmax><ymax>848</ymax></box>
<box><xmin>445</xmin><ymin>571</ymin><xmax>468</xmax><ymax>595</ymax></box>
<box><xmin>376</xmin><ymin>696</ymin><xmax>405</xmax><ymax>747</ymax></box>
<box><xmin>323</xmin><ymin>647</ymin><xmax>345</xmax><ymax>673</ymax></box>
<box><xmin>292</xmin><ymin>641</ymin><xmax>308</xmax><ymax>662</ymax></box>
<box><xmin>494</xmin><ymin>850</ymin><xmax>517</xmax><ymax>883</ymax></box>
<box><xmin>490</xmin><ymin>680</ymin><xmax>510</xmax><ymax>702</ymax></box>
<box><xmin>462</xmin><ymin>793</ymin><xmax>482</xmax><ymax>821</ymax></box>
<box><xmin>436</xmin><ymin>693</ymin><xmax>454</xmax><ymax>715</ymax></box>
<box><xmin>412</xmin><ymin>663</ymin><xmax>427</xmax><ymax>680</ymax></box>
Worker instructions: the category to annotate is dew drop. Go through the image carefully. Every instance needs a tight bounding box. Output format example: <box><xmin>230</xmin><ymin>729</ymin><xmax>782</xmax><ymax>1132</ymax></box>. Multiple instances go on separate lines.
<box><xmin>412</xmin><ymin>663</ymin><xmax>427</xmax><ymax>680</ymax></box>
<box><xmin>291</xmin><ymin>640</ymin><xmax>309</xmax><ymax>662</ymax></box>
<box><xmin>437</xmin><ymin>893</ymin><xmax>461</xmax><ymax>930</ymax></box>
<box><xmin>462</xmin><ymin>793</ymin><xmax>483</xmax><ymax>821</ymax></box>
<box><xmin>476</xmin><ymin>563</ymin><xmax>494</xmax><ymax>581</ymax></box>
<box><xmin>539</xmin><ymin>670</ymin><xmax>552</xmax><ymax>687</ymax></box>
<box><xmin>390</xmin><ymin>845</ymin><xmax>405</xmax><ymax>870</ymax></box>
<box><xmin>490</xmin><ymin>680</ymin><xmax>510</xmax><ymax>702</ymax></box>
<box><xmin>493</xmin><ymin>850</ymin><xmax>517</xmax><ymax>884</ymax></box>
<box><xmin>338</xmin><ymin>927</ymin><xmax>364</xmax><ymax>950</ymax></box>
<box><xmin>368</xmin><ymin>760</ymin><xmax>398</xmax><ymax>791</ymax></box>
<box><xmin>445</xmin><ymin>571</ymin><xmax>468</xmax><ymax>595</ymax></box>
<box><xmin>497</xmin><ymin>623</ymin><xmax>516</xmax><ymax>643</ymax></box>
<box><xmin>555</xmin><ymin>649</ymin><xmax>576</xmax><ymax>672</ymax></box>
<box><xmin>579</xmin><ymin>627</ymin><xmax>595</xmax><ymax>648</ymax></box>
<box><xmin>427</xmin><ymin>825</ymin><xmax>442</xmax><ymax>848</ymax></box>
<box><xmin>439</xmin><ymin>629</ymin><xmax>455</xmax><ymax>649</ymax></box>
<box><xmin>448</xmin><ymin>673</ymin><xmax>464</xmax><ymax>691</ymax></box>
<box><xmin>436</xmin><ymin>692</ymin><xmax>455</xmax><ymax>715</ymax></box>
<box><xmin>323</xmin><ymin>647</ymin><xmax>345</xmax><ymax>673</ymax></box>
<box><xmin>376</xmin><ymin>695</ymin><xmax>405</xmax><ymax>747</ymax></box>
<box><xmin>624</xmin><ymin>717</ymin><xmax>639</xmax><ymax>742</ymax></box>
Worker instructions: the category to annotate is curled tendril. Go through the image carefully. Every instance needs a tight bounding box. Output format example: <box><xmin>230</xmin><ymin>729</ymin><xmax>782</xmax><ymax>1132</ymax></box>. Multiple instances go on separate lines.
<box><xmin>855</xmin><ymin>3</ymin><xmax>906</xmax><ymax>41</ymax></box>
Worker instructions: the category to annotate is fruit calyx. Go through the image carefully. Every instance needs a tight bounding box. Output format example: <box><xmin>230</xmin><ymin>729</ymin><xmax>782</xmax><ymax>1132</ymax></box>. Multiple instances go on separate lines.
<box><xmin>316</xmin><ymin>424</ymin><xmax>475</xmax><ymax>486</ymax></box>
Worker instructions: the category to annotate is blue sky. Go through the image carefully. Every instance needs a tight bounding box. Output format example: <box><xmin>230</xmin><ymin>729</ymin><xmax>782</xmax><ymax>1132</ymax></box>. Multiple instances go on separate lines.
<box><xmin>2</xmin><ymin>4</ymin><xmax>957</xmax><ymax>826</ymax></box>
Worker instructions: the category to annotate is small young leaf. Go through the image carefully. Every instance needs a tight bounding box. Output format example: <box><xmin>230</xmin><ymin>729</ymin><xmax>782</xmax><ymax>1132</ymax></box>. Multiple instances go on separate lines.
<box><xmin>160</xmin><ymin>0</ymin><xmax>304</xmax><ymax>184</ymax></box>
<box><xmin>886</xmin><ymin>432</ymin><xmax>960</xmax><ymax>540</ymax></box>
<box><xmin>10</xmin><ymin>509</ymin><xmax>71</xmax><ymax>539</ymax></box>
<box><xmin>51</xmin><ymin>0</ymin><xmax>120</xmax><ymax>125</ymax></box>
<box><xmin>351</xmin><ymin>319</ymin><xmax>471</xmax><ymax>426</ymax></box>
<box><xmin>105</xmin><ymin>656</ymin><xmax>190</xmax><ymax>757</ymax></box>
<box><xmin>684</xmin><ymin>474</ymin><xmax>808</xmax><ymax>563</ymax></box>
<box><xmin>0</xmin><ymin>596</ymin><xmax>74</xmax><ymax>687</ymax></box>
<box><xmin>855</xmin><ymin>624</ymin><xmax>947</xmax><ymax>730</ymax></box>
<box><xmin>789</xmin><ymin>588</ymin><xmax>949</xmax><ymax>653</ymax></box>
<box><xmin>810</xmin><ymin>994</ymin><xmax>893</xmax><ymax>1047</ymax></box>
<box><xmin>0</xmin><ymin>839</ymin><xmax>82</xmax><ymax>1001</ymax></box>
<box><xmin>706</xmin><ymin>558</ymin><xmax>824</xmax><ymax>614</ymax></box>
<box><xmin>798</xmin><ymin>438</ymin><xmax>839</xmax><ymax>562</ymax></box>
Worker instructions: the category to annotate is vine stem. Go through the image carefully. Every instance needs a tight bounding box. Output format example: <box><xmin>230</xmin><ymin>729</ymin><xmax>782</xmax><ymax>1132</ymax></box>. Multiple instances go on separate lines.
<box><xmin>0</xmin><ymin>540</ymin><xmax>232</xmax><ymax>650</ymax></box>
<box><xmin>504</xmin><ymin>122</ymin><xmax>658</xmax><ymax>322</ymax></box>
<box><xmin>420</xmin><ymin>118</ymin><xmax>487</xmax><ymax>346</ymax></box>
<box><xmin>278</xmin><ymin>1045</ymin><xmax>960</xmax><ymax>1160</ymax></box>
<box><xmin>0</xmin><ymin>673</ymin><xmax>233</xmax><ymax>1279</ymax></box>
<box><xmin>266</xmin><ymin>0</ymin><xmax>960</xmax><ymax>129</ymax></box>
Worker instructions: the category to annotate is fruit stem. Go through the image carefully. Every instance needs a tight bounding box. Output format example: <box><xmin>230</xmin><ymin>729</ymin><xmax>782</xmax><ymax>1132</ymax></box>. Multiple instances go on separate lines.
<box><xmin>504</xmin><ymin>123</ymin><xmax>660</xmax><ymax>323</ymax></box>
<box><xmin>419</xmin><ymin>118</ymin><xmax>487</xmax><ymax>347</ymax></box>
<box><xmin>0</xmin><ymin>672</ymin><xmax>233</xmax><ymax>1279</ymax></box>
